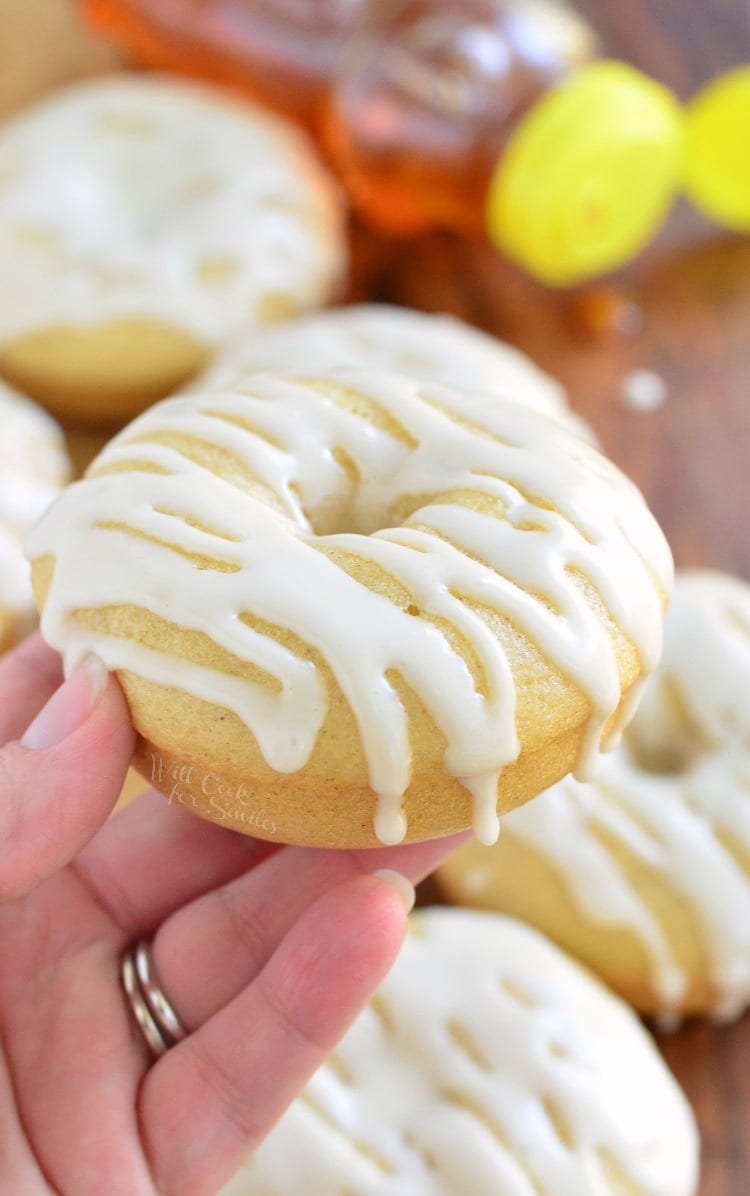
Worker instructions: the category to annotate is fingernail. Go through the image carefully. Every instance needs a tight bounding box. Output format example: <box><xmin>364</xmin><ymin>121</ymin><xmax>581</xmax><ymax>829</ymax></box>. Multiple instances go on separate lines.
<box><xmin>373</xmin><ymin>868</ymin><xmax>416</xmax><ymax>914</ymax></box>
<box><xmin>21</xmin><ymin>654</ymin><xmax>110</xmax><ymax>750</ymax></box>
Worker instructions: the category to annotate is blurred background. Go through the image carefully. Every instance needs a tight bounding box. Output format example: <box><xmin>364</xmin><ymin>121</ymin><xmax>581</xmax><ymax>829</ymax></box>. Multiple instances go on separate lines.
<box><xmin>3</xmin><ymin>0</ymin><xmax>749</xmax><ymax>579</ymax></box>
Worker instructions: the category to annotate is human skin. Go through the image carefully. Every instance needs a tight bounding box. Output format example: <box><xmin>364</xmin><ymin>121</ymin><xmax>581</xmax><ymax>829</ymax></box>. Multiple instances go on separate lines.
<box><xmin>0</xmin><ymin>634</ymin><xmax>467</xmax><ymax>1196</ymax></box>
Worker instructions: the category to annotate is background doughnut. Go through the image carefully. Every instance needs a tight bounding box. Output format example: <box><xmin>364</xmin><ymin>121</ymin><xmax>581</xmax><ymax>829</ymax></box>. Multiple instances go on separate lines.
<box><xmin>438</xmin><ymin>571</ymin><xmax>750</xmax><ymax>1022</ymax></box>
<box><xmin>199</xmin><ymin>303</ymin><xmax>593</xmax><ymax>440</ymax></box>
<box><xmin>0</xmin><ymin>75</ymin><xmax>346</xmax><ymax>423</ymax></box>
<box><xmin>0</xmin><ymin>379</ymin><xmax>70</xmax><ymax>652</ymax></box>
<box><xmin>220</xmin><ymin>908</ymin><xmax>699</xmax><ymax>1196</ymax></box>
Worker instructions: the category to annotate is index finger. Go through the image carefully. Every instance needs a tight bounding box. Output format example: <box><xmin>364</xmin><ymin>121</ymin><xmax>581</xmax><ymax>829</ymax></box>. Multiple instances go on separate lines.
<box><xmin>0</xmin><ymin>634</ymin><xmax>63</xmax><ymax>746</ymax></box>
<box><xmin>140</xmin><ymin>872</ymin><xmax>410</xmax><ymax>1196</ymax></box>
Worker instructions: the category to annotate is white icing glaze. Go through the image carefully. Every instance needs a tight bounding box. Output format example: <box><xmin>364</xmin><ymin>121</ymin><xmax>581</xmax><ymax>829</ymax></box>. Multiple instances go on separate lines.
<box><xmin>0</xmin><ymin>75</ymin><xmax>344</xmax><ymax>346</ymax></box>
<box><xmin>497</xmin><ymin>570</ymin><xmax>750</xmax><ymax>1019</ymax></box>
<box><xmin>199</xmin><ymin>303</ymin><xmax>593</xmax><ymax>439</ymax></box>
<box><xmin>27</xmin><ymin>370</ymin><xmax>670</xmax><ymax>844</ymax></box>
<box><xmin>0</xmin><ymin>381</ymin><xmax>69</xmax><ymax>628</ymax></box>
<box><xmin>220</xmin><ymin>908</ymin><xmax>698</xmax><ymax>1196</ymax></box>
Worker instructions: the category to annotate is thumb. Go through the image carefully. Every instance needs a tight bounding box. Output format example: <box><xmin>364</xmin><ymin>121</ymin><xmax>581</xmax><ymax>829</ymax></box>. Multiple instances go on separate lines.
<box><xmin>0</xmin><ymin>655</ymin><xmax>136</xmax><ymax>901</ymax></box>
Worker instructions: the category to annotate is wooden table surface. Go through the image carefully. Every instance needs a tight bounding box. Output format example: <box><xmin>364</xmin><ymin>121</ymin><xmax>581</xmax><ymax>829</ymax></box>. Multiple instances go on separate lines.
<box><xmin>3</xmin><ymin>1</ymin><xmax>750</xmax><ymax>1193</ymax></box>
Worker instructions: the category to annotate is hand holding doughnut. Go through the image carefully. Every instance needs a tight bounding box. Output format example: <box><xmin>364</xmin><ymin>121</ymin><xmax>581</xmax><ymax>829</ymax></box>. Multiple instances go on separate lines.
<box><xmin>0</xmin><ymin>635</ymin><xmax>465</xmax><ymax>1195</ymax></box>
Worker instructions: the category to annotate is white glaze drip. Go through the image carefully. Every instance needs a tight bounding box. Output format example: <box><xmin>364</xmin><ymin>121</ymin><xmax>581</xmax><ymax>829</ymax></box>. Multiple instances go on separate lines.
<box><xmin>498</xmin><ymin>570</ymin><xmax>750</xmax><ymax>1020</ymax></box>
<box><xmin>27</xmin><ymin>370</ymin><xmax>670</xmax><ymax>843</ymax></box>
<box><xmin>0</xmin><ymin>76</ymin><xmax>343</xmax><ymax>346</ymax></box>
<box><xmin>462</xmin><ymin>773</ymin><xmax>503</xmax><ymax>846</ymax></box>
<box><xmin>0</xmin><ymin>383</ymin><xmax>69</xmax><ymax>624</ymax></box>
<box><xmin>219</xmin><ymin>909</ymin><xmax>698</xmax><ymax>1196</ymax></box>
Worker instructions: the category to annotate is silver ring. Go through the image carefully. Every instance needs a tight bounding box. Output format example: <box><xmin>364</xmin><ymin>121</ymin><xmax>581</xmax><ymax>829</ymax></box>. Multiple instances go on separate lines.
<box><xmin>134</xmin><ymin>940</ymin><xmax>187</xmax><ymax>1046</ymax></box>
<box><xmin>121</xmin><ymin>939</ymin><xmax>187</xmax><ymax>1059</ymax></box>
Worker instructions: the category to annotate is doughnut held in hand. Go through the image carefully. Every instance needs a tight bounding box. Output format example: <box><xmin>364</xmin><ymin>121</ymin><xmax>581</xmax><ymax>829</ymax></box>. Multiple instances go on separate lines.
<box><xmin>220</xmin><ymin>909</ymin><xmax>699</xmax><ymax>1196</ymax></box>
<box><xmin>439</xmin><ymin>571</ymin><xmax>750</xmax><ymax>1022</ymax></box>
<box><xmin>0</xmin><ymin>76</ymin><xmax>345</xmax><ymax>423</ymax></box>
<box><xmin>0</xmin><ymin>380</ymin><xmax>69</xmax><ymax>653</ymax></box>
<box><xmin>29</xmin><ymin>369</ymin><xmax>671</xmax><ymax>848</ymax></box>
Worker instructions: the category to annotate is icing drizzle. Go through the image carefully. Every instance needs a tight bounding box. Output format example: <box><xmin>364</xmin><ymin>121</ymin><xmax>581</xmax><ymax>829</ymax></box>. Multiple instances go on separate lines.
<box><xmin>28</xmin><ymin>370</ymin><xmax>671</xmax><ymax>844</ymax></box>
<box><xmin>497</xmin><ymin>570</ymin><xmax>750</xmax><ymax>1020</ymax></box>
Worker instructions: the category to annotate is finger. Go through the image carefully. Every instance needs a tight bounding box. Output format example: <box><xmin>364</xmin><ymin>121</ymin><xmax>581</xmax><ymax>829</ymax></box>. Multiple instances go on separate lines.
<box><xmin>0</xmin><ymin>634</ymin><xmax>63</xmax><ymax>745</ymax></box>
<box><xmin>0</xmin><ymin>892</ymin><xmax>155</xmax><ymax>1196</ymax></box>
<box><xmin>0</xmin><ymin>656</ymin><xmax>135</xmax><ymax>901</ymax></box>
<box><xmin>141</xmin><ymin>873</ymin><xmax>410</xmax><ymax>1196</ymax></box>
<box><xmin>0</xmin><ymin>1054</ymin><xmax>51</xmax><ymax>1194</ymax></box>
<box><xmin>152</xmin><ymin>830</ymin><xmax>470</xmax><ymax>1031</ymax></box>
<box><xmin>75</xmin><ymin>790</ymin><xmax>279</xmax><ymax>937</ymax></box>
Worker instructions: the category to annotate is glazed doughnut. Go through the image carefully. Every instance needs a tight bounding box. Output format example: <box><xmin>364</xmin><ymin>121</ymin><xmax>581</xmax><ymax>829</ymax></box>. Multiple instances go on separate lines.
<box><xmin>28</xmin><ymin>369</ymin><xmax>670</xmax><ymax>848</ymax></box>
<box><xmin>201</xmin><ymin>303</ymin><xmax>593</xmax><ymax>439</ymax></box>
<box><xmin>0</xmin><ymin>380</ymin><xmax>70</xmax><ymax>653</ymax></box>
<box><xmin>0</xmin><ymin>76</ymin><xmax>345</xmax><ymax>424</ymax></box>
<box><xmin>439</xmin><ymin>570</ymin><xmax>750</xmax><ymax>1021</ymax></box>
<box><xmin>220</xmin><ymin>908</ymin><xmax>698</xmax><ymax>1196</ymax></box>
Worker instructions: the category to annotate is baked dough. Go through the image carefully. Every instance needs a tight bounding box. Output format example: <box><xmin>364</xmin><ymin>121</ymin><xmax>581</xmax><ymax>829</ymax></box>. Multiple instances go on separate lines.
<box><xmin>220</xmin><ymin>908</ymin><xmax>698</xmax><ymax>1196</ymax></box>
<box><xmin>200</xmin><ymin>303</ymin><xmax>593</xmax><ymax>439</ymax></box>
<box><xmin>0</xmin><ymin>380</ymin><xmax>69</xmax><ymax>652</ymax></box>
<box><xmin>0</xmin><ymin>75</ymin><xmax>345</xmax><ymax>423</ymax></box>
<box><xmin>439</xmin><ymin>570</ymin><xmax>750</xmax><ymax>1021</ymax></box>
<box><xmin>29</xmin><ymin>369</ymin><xmax>670</xmax><ymax>847</ymax></box>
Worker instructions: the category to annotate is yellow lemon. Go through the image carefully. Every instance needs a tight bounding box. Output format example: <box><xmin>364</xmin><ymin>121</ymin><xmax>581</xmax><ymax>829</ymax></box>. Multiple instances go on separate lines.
<box><xmin>685</xmin><ymin>66</ymin><xmax>750</xmax><ymax>231</ymax></box>
<box><xmin>487</xmin><ymin>61</ymin><xmax>684</xmax><ymax>286</ymax></box>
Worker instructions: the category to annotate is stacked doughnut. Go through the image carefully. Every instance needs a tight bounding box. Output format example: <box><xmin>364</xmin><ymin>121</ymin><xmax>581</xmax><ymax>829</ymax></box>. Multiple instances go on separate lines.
<box><xmin>199</xmin><ymin>303</ymin><xmax>593</xmax><ymax>440</ymax></box>
<box><xmin>0</xmin><ymin>380</ymin><xmax>69</xmax><ymax>652</ymax></box>
<box><xmin>440</xmin><ymin>570</ymin><xmax>750</xmax><ymax>1022</ymax></box>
